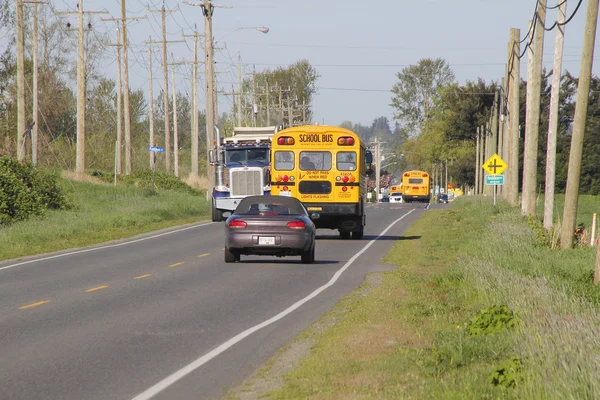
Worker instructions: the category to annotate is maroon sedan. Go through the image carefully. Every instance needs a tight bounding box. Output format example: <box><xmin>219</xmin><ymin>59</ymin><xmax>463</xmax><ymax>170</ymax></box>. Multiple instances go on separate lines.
<box><xmin>224</xmin><ymin>195</ymin><xmax>317</xmax><ymax>264</ymax></box>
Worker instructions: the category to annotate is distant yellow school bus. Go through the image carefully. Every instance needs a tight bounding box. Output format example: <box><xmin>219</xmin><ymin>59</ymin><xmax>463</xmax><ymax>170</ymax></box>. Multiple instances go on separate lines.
<box><xmin>270</xmin><ymin>125</ymin><xmax>372</xmax><ymax>239</ymax></box>
<box><xmin>401</xmin><ymin>170</ymin><xmax>430</xmax><ymax>203</ymax></box>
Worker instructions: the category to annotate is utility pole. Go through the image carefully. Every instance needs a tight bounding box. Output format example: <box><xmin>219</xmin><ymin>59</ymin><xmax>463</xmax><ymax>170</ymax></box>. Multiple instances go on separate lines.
<box><xmin>16</xmin><ymin>0</ymin><xmax>25</xmax><ymax>162</ymax></box>
<box><xmin>54</xmin><ymin>3</ymin><xmax>107</xmax><ymax>174</ymax></box>
<box><xmin>148</xmin><ymin>5</ymin><xmax>182</xmax><ymax>174</ymax></box>
<box><xmin>561</xmin><ymin>0</ymin><xmax>599</xmax><ymax>249</ymax></box>
<box><xmin>148</xmin><ymin>39</ymin><xmax>155</xmax><ymax>169</ymax></box>
<box><xmin>102</xmin><ymin>9</ymin><xmax>147</xmax><ymax>174</ymax></box>
<box><xmin>522</xmin><ymin>3</ymin><xmax>547</xmax><ymax>216</ymax></box>
<box><xmin>498</xmin><ymin>79</ymin><xmax>505</xmax><ymax>197</ymax></box>
<box><xmin>76</xmin><ymin>0</ymin><xmax>85</xmax><ymax>174</ymax></box>
<box><xmin>183</xmin><ymin>29</ymin><xmax>201</xmax><ymax>177</ymax></box>
<box><xmin>508</xmin><ymin>28</ymin><xmax>521</xmax><ymax>207</ymax></box>
<box><xmin>266</xmin><ymin>81</ymin><xmax>270</xmax><ymax>125</ymax></box>
<box><xmin>237</xmin><ymin>53</ymin><xmax>242</xmax><ymax>126</ymax></box>
<box><xmin>279</xmin><ymin>87</ymin><xmax>284</xmax><ymax>125</ymax></box>
<box><xmin>544</xmin><ymin>0</ymin><xmax>567</xmax><ymax>230</ymax></box>
<box><xmin>475</xmin><ymin>126</ymin><xmax>480</xmax><ymax>195</ymax></box>
<box><xmin>110</xmin><ymin>28</ymin><xmax>123</xmax><ymax>175</ymax></box>
<box><xmin>29</xmin><ymin>1</ymin><xmax>48</xmax><ymax>165</ymax></box>
<box><xmin>121</xmin><ymin>0</ymin><xmax>131</xmax><ymax>175</ymax></box>
<box><xmin>484</xmin><ymin>121</ymin><xmax>492</xmax><ymax>196</ymax></box>
<box><xmin>479</xmin><ymin>124</ymin><xmax>485</xmax><ymax>195</ymax></box>
<box><xmin>171</xmin><ymin>64</ymin><xmax>179</xmax><ymax>177</ymax></box>
<box><xmin>252</xmin><ymin>66</ymin><xmax>257</xmax><ymax>127</ymax></box>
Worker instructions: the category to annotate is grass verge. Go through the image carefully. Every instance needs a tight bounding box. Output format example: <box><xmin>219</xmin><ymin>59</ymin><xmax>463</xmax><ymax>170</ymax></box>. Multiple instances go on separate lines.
<box><xmin>235</xmin><ymin>195</ymin><xmax>600</xmax><ymax>399</ymax></box>
<box><xmin>0</xmin><ymin>178</ymin><xmax>210</xmax><ymax>261</ymax></box>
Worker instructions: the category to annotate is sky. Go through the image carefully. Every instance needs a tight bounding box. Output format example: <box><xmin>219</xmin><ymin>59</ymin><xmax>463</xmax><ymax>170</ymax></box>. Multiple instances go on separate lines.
<box><xmin>4</xmin><ymin>0</ymin><xmax>600</xmax><ymax>127</ymax></box>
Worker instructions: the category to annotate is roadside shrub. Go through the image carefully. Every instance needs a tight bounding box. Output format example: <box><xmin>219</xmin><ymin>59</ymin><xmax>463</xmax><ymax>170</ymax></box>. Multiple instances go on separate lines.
<box><xmin>0</xmin><ymin>157</ymin><xmax>71</xmax><ymax>225</ymax></box>
<box><xmin>490</xmin><ymin>356</ymin><xmax>524</xmax><ymax>387</ymax></box>
<box><xmin>92</xmin><ymin>169</ymin><xmax>203</xmax><ymax>196</ymax></box>
<box><xmin>466</xmin><ymin>305</ymin><xmax>519</xmax><ymax>337</ymax></box>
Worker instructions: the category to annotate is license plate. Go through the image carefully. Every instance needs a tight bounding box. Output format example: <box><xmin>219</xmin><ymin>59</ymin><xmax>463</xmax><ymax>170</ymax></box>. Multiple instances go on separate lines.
<box><xmin>279</xmin><ymin>191</ymin><xmax>291</xmax><ymax>197</ymax></box>
<box><xmin>258</xmin><ymin>236</ymin><xmax>275</xmax><ymax>245</ymax></box>
<box><xmin>307</xmin><ymin>206</ymin><xmax>322</xmax><ymax>211</ymax></box>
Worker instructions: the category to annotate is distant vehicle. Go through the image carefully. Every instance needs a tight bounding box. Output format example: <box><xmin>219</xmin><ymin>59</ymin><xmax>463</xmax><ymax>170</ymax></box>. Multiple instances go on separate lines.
<box><xmin>224</xmin><ymin>195</ymin><xmax>317</xmax><ymax>264</ymax></box>
<box><xmin>381</xmin><ymin>195</ymin><xmax>390</xmax><ymax>202</ymax></box>
<box><xmin>389</xmin><ymin>193</ymin><xmax>403</xmax><ymax>203</ymax></box>
<box><xmin>401</xmin><ymin>170</ymin><xmax>431</xmax><ymax>203</ymax></box>
<box><xmin>437</xmin><ymin>193</ymin><xmax>449</xmax><ymax>204</ymax></box>
<box><xmin>389</xmin><ymin>185</ymin><xmax>403</xmax><ymax>203</ymax></box>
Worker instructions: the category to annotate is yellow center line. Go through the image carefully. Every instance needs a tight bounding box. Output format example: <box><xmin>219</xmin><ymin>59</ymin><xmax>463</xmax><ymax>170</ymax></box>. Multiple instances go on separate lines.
<box><xmin>169</xmin><ymin>262</ymin><xmax>185</xmax><ymax>268</ymax></box>
<box><xmin>135</xmin><ymin>274</ymin><xmax>152</xmax><ymax>279</ymax></box>
<box><xmin>19</xmin><ymin>300</ymin><xmax>51</xmax><ymax>310</ymax></box>
<box><xmin>86</xmin><ymin>285</ymin><xmax>109</xmax><ymax>293</ymax></box>
<box><xmin>198</xmin><ymin>253</ymin><xmax>210</xmax><ymax>258</ymax></box>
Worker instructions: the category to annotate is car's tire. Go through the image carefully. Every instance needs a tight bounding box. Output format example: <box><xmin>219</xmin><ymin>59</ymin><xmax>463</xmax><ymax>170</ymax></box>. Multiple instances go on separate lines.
<box><xmin>224</xmin><ymin>246</ymin><xmax>237</xmax><ymax>263</ymax></box>
<box><xmin>339</xmin><ymin>231</ymin><xmax>351</xmax><ymax>239</ymax></box>
<box><xmin>301</xmin><ymin>243</ymin><xmax>315</xmax><ymax>264</ymax></box>
<box><xmin>352</xmin><ymin>227</ymin><xmax>364</xmax><ymax>240</ymax></box>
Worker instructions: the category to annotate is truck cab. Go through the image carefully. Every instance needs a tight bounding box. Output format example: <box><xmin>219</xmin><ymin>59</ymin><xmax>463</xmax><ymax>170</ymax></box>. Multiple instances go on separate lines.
<box><xmin>211</xmin><ymin>126</ymin><xmax>280</xmax><ymax>221</ymax></box>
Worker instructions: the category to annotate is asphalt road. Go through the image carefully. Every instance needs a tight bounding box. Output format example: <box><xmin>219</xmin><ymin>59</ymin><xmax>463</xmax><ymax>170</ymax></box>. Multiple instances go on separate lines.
<box><xmin>0</xmin><ymin>201</ymin><xmax>433</xmax><ymax>400</ymax></box>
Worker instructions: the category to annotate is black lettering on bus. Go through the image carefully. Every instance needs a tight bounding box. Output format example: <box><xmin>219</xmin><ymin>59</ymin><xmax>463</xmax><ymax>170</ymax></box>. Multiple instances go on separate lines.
<box><xmin>299</xmin><ymin>134</ymin><xmax>321</xmax><ymax>143</ymax></box>
<box><xmin>322</xmin><ymin>133</ymin><xmax>333</xmax><ymax>142</ymax></box>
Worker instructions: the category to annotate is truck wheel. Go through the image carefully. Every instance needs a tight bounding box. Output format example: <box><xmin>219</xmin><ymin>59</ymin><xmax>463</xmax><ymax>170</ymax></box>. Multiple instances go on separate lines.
<box><xmin>212</xmin><ymin>204</ymin><xmax>223</xmax><ymax>222</ymax></box>
<box><xmin>339</xmin><ymin>231</ymin><xmax>350</xmax><ymax>239</ymax></box>
<box><xmin>352</xmin><ymin>227</ymin><xmax>364</xmax><ymax>240</ymax></box>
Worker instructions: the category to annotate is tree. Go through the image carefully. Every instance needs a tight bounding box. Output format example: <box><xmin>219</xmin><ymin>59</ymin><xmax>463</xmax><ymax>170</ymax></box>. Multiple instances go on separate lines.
<box><xmin>248</xmin><ymin>59</ymin><xmax>319</xmax><ymax>126</ymax></box>
<box><xmin>390</xmin><ymin>58</ymin><xmax>455</xmax><ymax>137</ymax></box>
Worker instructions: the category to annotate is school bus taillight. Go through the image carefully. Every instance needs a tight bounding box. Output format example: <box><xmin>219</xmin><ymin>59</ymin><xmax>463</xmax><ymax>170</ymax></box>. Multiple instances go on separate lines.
<box><xmin>342</xmin><ymin>175</ymin><xmax>349</xmax><ymax>183</ymax></box>
<box><xmin>337</xmin><ymin>137</ymin><xmax>354</xmax><ymax>146</ymax></box>
<box><xmin>277</xmin><ymin>137</ymin><xmax>294</xmax><ymax>145</ymax></box>
<box><xmin>282</xmin><ymin>175</ymin><xmax>289</xmax><ymax>182</ymax></box>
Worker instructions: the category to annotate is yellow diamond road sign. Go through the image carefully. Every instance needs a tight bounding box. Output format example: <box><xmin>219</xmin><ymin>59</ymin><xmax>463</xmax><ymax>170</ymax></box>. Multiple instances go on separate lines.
<box><xmin>482</xmin><ymin>153</ymin><xmax>507</xmax><ymax>175</ymax></box>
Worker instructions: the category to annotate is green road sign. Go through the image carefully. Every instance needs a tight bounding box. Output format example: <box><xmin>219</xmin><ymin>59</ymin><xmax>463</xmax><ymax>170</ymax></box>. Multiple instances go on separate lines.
<box><xmin>485</xmin><ymin>174</ymin><xmax>505</xmax><ymax>185</ymax></box>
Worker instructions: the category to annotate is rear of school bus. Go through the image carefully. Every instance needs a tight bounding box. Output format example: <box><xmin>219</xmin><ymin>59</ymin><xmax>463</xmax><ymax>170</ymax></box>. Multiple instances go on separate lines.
<box><xmin>401</xmin><ymin>170</ymin><xmax>431</xmax><ymax>203</ymax></box>
<box><xmin>270</xmin><ymin>125</ymin><xmax>370</xmax><ymax>239</ymax></box>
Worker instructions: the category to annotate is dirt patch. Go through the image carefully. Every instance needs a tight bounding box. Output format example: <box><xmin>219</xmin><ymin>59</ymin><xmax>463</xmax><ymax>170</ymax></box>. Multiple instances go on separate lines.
<box><xmin>61</xmin><ymin>170</ymin><xmax>105</xmax><ymax>184</ymax></box>
<box><xmin>224</xmin><ymin>272</ymin><xmax>386</xmax><ymax>400</ymax></box>
<box><xmin>184</xmin><ymin>173</ymin><xmax>208</xmax><ymax>190</ymax></box>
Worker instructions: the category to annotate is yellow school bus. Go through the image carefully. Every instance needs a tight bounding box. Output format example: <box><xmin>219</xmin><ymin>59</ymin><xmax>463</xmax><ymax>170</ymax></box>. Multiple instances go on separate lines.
<box><xmin>401</xmin><ymin>170</ymin><xmax>430</xmax><ymax>203</ymax></box>
<box><xmin>270</xmin><ymin>125</ymin><xmax>372</xmax><ymax>239</ymax></box>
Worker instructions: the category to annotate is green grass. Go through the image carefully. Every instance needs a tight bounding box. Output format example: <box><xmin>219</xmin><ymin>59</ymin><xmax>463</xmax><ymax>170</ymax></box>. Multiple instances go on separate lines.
<box><xmin>249</xmin><ymin>195</ymin><xmax>600</xmax><ymax>399</ymax></box>
<box><xmin>0</xmin><ymin>179</ymin><xmax>210</xmax><ymax>261</ymax></box>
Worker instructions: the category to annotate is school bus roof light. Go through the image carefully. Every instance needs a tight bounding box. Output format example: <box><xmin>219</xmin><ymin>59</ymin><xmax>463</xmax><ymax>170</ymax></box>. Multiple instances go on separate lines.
<box><xmin>277</xmin><ymin>137</ymin><xmax>295</xmax><ymax>145</ymax></box>
<box><xmin>337</xmin><ymin>137</ymin><xmax>354</xmax><ymax>146</ymax></box>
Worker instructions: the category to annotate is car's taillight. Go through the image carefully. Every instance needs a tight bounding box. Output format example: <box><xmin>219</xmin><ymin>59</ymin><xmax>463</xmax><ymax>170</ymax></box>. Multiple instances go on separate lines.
<box><xmin>287</xmin><ymin>221</ymin><xmax>306</xmax><ymax>229</ymax></box>
<box><xmin>228</xmin><ymin>220</ymin><xmax>247</xmax><ymax>229</ymax></box>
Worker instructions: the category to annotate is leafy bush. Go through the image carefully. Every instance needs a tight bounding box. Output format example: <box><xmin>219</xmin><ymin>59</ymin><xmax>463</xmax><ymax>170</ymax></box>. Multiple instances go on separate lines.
<box><xmin>466</xmin><ymin>305</ymin><xmax>519</xmax><ymax>336</ymax></box>
<box><xmin>92</xmin><ymin>169</ymin><xmax>202</xmax><ymax>196</ymax></box>
<box><xmin>490</xmin><ymin>356</ymin><xmax>524</xmax><ymax>387</ymax></box>
<box><xmin>0</xmin><ymin>157</ymin><xmax>71</xmax><ymax>225</ymax></box>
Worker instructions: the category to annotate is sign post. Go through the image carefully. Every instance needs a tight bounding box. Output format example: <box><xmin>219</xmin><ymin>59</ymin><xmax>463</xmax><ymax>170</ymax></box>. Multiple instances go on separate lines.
<box><xmin>148</xmin><ymin>146</ymin><xmax>165</xmax><ymax>194</ymax></box>
<box><xmin>482</xmin><ymin>153</ymin><xmax>508</xmax><ymax>206</ymax></box>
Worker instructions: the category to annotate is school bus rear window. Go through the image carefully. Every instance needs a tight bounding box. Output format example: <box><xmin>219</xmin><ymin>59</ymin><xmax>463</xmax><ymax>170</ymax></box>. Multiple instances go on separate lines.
<box><xmin>336</xmin><ymin>151</ymin><xmax>357</xmax><ymax>171</ymax></box>
<box><xmin>408</xmin><ymin>178</ymin><xmax>423</xmax><ymax>184</ymax></box>
<box><xmin>275</xmin><ymin>151</ymin><xmax>294</xmax><ymax>171</ymax></box>
<box><xmin>299</xmin><ymin>151</ymin><xmax>332</xmax><ymax>171</ymax></box>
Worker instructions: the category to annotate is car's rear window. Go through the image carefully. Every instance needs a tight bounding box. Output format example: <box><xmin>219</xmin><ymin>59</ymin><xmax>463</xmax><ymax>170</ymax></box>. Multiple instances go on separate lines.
<box><xmin>234</xmin><ymin>196</ymin><xmax>307</xmax><ymax>215</ymax></box>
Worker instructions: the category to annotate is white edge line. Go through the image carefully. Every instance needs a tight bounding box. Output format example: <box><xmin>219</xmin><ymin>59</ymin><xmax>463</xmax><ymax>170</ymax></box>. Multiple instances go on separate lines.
<box><xmin>131</xmin><ymin>209</ymin><xmax>415</xmax><ymax>400</ymax></box>
<box><xmin>0</xmin><ymin>222</ymin><xmax>216</xmax><ymax>272</ymax></box>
